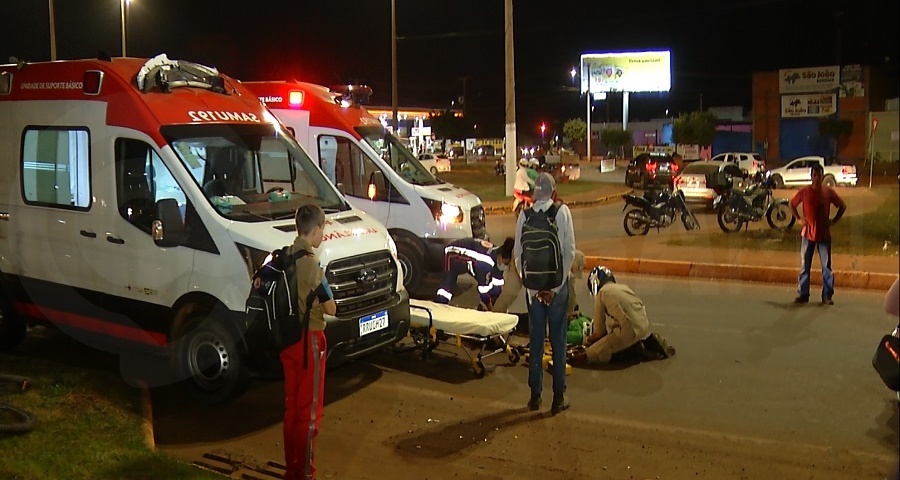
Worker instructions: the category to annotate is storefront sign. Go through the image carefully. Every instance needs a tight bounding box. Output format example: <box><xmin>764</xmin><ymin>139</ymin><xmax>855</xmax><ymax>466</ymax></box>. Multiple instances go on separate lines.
<box><xmin>781</xmin><ymin>94</ymin><xmax>836</xmax><ymax>118</ymax></box>
<box><xmin>779</xmin><ymin>66</ymin><xmax>840</xmax><ymax>94</ymax></box>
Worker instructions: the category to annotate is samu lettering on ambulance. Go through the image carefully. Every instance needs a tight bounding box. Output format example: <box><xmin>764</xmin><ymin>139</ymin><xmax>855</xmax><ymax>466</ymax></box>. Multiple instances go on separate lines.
<box><xmin>323</xmin><ymin>228</ymin><xmax>380</xmax><ymax>242</ymax></box>
<box><xmin>188</xmin><ymin>110</ymin><xmax>261</xmax><ymax>122</ymax></box>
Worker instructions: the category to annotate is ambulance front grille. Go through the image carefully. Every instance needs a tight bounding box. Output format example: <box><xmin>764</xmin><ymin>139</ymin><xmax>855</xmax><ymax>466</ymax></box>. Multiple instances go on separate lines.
<box><xmin>326</xmin><ymin>250</ymin><xmax>397</xmax><ymax>316</ymax></box>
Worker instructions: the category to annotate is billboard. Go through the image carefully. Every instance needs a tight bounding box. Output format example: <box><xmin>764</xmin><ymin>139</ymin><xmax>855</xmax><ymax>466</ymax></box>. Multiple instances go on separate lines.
<box><xmin>781</xmin><ymin>93</ymin><xmax>836</xmax><ymax>118</ymax></box>
<box><xmin>580</xmin><ymin>51</ymin><xmax>671</xmax><ymax>94</ymax></box>
<box><xmin>778</xmin><ymin>66</ymin><xmax>839</xmax><ymax>94</ymax></box>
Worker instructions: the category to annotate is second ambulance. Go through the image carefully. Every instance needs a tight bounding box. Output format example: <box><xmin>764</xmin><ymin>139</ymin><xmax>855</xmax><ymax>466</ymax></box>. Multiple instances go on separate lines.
<box><xmin>243</xmin><ymin>81</ymin><xmax>487</xmax><ymax>293</ymax></box>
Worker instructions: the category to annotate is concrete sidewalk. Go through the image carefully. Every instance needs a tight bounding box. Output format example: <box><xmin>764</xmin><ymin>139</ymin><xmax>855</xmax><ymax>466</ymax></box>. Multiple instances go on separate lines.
<box><xmin>582</xmin><ymin>234</ymin><xmax>898</xmax><ymax>292</ymax></box>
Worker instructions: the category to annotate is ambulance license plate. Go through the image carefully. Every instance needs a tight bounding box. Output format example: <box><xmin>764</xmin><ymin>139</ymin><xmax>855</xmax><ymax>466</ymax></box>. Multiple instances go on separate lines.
<box><xmin>359</xmin><ymin>310</ymin><xmax>389</xmax><ymax>336</ymax></box>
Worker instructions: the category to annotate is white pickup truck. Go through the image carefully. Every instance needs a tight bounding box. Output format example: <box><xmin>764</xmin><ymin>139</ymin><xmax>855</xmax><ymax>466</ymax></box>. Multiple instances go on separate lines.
<box><xmin>767</xmin><ymin>156</ymin><xmax>858</xmax><ymax>188</ymax></box>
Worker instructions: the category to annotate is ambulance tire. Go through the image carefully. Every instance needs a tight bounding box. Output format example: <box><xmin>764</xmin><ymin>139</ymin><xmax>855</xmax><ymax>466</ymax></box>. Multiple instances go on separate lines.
<box><xmin>174</xmin><ymin>314</ymin><xmax>250</xmax><ymax>405</ymax></box>
<box><xmin>0</xmin><ymin>294</ymin><xmax>26</xmax><ymax>352</ymax></box>
<box><xmin>395</xmin><ymin>238</ymin><xmax>425</xmax><ymax>296</ymax></box>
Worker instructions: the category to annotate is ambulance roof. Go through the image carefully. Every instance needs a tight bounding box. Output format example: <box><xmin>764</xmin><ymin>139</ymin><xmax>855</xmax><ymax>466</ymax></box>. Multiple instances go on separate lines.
<box><xmin>242</xmin><ymin>80</ymin><xmax>384</xmax><ymax>139</ymax></box>
<box><xmin>0</xmin><ymin>54</ymin><xmax>272</xmax><ymax>147</ymax></box>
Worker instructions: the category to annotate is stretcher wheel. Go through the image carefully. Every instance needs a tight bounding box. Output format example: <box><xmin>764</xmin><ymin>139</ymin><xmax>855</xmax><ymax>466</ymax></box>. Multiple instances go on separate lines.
<box><xmin>507</xmin><ymin>347</ymin><xmax>520</xmax><ymax>364</ymax></box>
<box><xmin>472</xmin><ymin>360</ymin><xmax>486</xmax><ymax>378</ymax></box>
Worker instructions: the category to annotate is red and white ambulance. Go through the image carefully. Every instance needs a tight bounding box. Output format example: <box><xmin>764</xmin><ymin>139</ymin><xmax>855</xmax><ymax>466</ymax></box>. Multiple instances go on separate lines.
<box><xmin>243</xmin><ymin>81</ymin><xmax>486</xmax><ymax>293</ymax></box>
<box><xmin>0</xmin><ymin>55</ymin><xmax>409</xmax><ymax>403</ymax></box>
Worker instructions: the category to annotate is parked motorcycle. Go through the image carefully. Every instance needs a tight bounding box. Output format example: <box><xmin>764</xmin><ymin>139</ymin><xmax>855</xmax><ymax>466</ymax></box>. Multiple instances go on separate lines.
<box><xmin>622</xmin><ymin>188</ymin><xmax>700</xmax><ymax>236</ymax></box>
<box><xmin>712</xmin><ymin>173</ymin><xmax>795</xmax><ymax>233</ymax></box>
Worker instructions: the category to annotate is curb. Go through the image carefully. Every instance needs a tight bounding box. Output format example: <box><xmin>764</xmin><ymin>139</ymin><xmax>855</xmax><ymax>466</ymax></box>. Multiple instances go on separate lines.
<box><xmin>484</xmin><ymin>190</ymin><xmax>631</xmax><ymax>214</ymax></box>
<box><xmin>583</xmin><ymin>255</ymin><xmax>897</xmax><ymax>291</ymax></box>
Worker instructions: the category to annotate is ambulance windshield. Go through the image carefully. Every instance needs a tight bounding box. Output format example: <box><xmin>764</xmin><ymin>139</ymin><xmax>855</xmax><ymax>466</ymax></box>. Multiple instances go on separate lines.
<box><xmin>357</xmin><ymin>126</ymin><xmax>440</xmax><ymax>186</ymax></box>
<box><xmin>162</xmin><ymin>123</ymin><xmax>349</xmax><ymax>222</ymax></box>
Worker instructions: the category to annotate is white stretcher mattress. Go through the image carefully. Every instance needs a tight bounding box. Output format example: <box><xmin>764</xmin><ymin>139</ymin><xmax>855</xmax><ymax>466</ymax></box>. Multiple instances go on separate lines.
<box><xmin>409</xmin><ymin>300</ymin><xmax>518</xmax><ymax>337</ymax></box>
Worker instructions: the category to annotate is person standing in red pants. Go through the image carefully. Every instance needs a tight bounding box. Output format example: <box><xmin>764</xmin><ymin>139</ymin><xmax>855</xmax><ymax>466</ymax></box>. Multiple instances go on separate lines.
<box><xmin>281</xmin><ymin>204</ymin><xmax>335</xmax><ymax>480</ymax></box>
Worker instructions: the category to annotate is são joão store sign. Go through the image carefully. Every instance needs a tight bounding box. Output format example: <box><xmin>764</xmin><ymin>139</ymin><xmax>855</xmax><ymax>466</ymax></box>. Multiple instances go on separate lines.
<box><xmin>580</xmin><ymin>51</ymin><xmax>671</xmax><ymax>94</ymax></box>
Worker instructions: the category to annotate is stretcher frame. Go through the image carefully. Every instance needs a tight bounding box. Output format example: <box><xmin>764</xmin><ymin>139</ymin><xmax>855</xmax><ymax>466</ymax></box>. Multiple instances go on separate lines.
<box><xmin>399</xmin><ymin>304</ymin><xmax>521</xmax><ymax>377</ymax></box>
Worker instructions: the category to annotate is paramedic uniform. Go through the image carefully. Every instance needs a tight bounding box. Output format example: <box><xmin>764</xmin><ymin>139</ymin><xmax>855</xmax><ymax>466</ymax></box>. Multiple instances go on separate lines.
<box><xmin>435</xmin><ymin>238</ymin><xmax>504</xmax><ymax>309</ymax></box>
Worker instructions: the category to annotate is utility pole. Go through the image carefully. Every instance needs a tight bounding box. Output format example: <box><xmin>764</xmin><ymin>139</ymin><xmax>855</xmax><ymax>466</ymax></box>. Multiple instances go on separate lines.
<box><xmin>48</xmin><ymin>0</ymin><xmax>57</xmax><ymax>61</ymax></box>
<box><xmin>391</xmin><ymin>0</ymin><xmax>399</xmax><ymax>134</ymax></box>
<box><xmin>504</xmin><ymin>0</ymin><xmax>516</xmax><ymax>197</ymax></box>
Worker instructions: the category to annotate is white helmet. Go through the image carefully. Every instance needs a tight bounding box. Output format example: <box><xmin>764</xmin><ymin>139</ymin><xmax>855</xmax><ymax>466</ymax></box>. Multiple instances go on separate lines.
<box><xmin>518</xmin><ymin>158</ymin><xmax>530</xmax><ymax>167</ymax></box>
<box><xmin>587</xmin><ymin>266</ymin><xmax>615</xmax><ymax>296</ymax></box>
<box><xmin>529</xmin><ymin>159</ymin><xmax>540</xmax><ymax>168</ymax></box>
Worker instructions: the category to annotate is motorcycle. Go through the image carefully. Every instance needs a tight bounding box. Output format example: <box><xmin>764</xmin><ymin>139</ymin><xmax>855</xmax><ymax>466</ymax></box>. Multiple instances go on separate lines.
<box><xmin>622</xmin><ymin>188</ymin><xmax>700</xmax><ymax>236</ymax></box>
<box><xmin>712</xmin><ymin>174</ymin><xmax>795</xmax><ymax>233</ymax></box>
<box><xmin>512</xmin><ymin>190</ymin><xmax>532</xmax><ymax>215</ymax></box>
<box><xmin>512</xmin><ymin>190</ymin><xmax>562</xmax><ymax>216</ymax></box>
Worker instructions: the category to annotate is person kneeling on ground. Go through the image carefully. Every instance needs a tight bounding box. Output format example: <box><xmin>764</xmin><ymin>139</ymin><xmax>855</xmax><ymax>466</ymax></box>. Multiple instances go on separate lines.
<box><xmin>435</xmin><ymin>237</ymin><xmax>514</xmax><ymax>311</ymax></box>
<box><xmin>573</xmin><ymin>266</ymin><xmax>675</xmax><ymax>365</ymax></box>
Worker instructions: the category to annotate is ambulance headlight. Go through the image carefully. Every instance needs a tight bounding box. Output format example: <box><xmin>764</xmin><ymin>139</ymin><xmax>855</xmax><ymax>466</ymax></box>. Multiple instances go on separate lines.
<box><xmin>424</xmin><ymin>199</ymin><xmax>464</xmax><ymax>225</ymax></box>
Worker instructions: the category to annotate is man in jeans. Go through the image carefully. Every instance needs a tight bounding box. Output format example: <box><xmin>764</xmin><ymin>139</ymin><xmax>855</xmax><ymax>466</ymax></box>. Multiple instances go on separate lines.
<box><xmin>514</xmin><ymin>173</ymin><xmax>576</xmax><ymax>414</ymax></box>
<box><xmin>789</xmin><ymin>163</ymin><xmax>846</xmax><ymax>305</ymax></box>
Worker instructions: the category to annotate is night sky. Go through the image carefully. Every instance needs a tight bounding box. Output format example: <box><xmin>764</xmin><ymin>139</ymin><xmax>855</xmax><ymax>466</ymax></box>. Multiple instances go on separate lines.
<box><xmin>5</xmin><ymin>0</ymin><xmax>898</xmax><ymax>139</ymax></box>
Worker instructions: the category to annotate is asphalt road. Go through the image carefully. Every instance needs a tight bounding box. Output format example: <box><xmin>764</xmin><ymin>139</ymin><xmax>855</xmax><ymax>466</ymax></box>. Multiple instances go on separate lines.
<box><xmin>152</xmin><ymin>275</ymin><xmax>900</xmax><ymax>479</ymax></box>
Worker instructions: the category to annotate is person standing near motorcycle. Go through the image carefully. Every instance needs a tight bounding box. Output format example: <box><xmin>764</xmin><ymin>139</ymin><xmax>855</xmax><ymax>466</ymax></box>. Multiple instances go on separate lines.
<box><xmin>789</xmin><ymin>163</ymin><xmax>846</xmax><ymax>305</ymax></box>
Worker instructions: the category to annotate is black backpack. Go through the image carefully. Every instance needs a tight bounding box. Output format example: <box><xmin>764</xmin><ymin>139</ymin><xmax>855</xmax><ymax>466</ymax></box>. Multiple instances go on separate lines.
<box><xmin>520</xmin><ymin>201</ymin><xmax>564</xmax><ymax>291</ymax></box>
<box><xmin>246</xmin><ymin>246</ymin><xmax>316</xmax><ymax>360</ymax></box>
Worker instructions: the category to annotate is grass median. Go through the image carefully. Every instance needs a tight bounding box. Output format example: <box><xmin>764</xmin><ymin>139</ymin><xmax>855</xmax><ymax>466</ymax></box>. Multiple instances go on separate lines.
<box><xmin>0</xmin><ymin>352</ymin><xmax>221</xmax><ymax>480</ymax></box>
<box><xmin>667</xmin><ymin>188</ymin><xmax>899</xmax><ymax>256</ymax></box>
<box><xmin>438</xmin><ymin>161</ymin><xmax>602</xmax><ymax>203</ymax></box>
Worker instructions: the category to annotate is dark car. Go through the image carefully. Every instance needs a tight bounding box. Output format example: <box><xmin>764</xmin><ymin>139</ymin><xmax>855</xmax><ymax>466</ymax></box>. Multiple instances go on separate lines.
<box><xmin>625</xmin><ymin>153</ymin><xmax>679</xmax><ymax>189</ymax></box>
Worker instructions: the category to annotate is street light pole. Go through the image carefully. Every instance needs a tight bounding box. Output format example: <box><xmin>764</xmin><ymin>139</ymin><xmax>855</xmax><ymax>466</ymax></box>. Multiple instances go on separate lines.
<box><xmin>120</xmin><ymin>0</ymin><xmax>127</xmax><ymax>57</ymax></box>
<box><xmin>586</xmin><ymin>61</ymin><xmax>591</xmax><ymax>162</ymax></box>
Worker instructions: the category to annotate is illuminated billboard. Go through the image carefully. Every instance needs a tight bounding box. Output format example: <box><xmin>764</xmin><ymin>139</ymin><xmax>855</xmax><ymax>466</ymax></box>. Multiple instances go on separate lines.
<box><xmin>580</xmin><ymin>51</ymin><xmax>671</xmax><ymax>94</ymax></box>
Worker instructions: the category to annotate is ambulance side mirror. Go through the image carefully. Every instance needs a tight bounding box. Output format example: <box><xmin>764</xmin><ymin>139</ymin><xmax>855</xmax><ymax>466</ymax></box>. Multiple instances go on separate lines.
<box><xmin>153</xmin><ymin>198</ymin><xmax>187</xmax><ymax>247</ymax></box>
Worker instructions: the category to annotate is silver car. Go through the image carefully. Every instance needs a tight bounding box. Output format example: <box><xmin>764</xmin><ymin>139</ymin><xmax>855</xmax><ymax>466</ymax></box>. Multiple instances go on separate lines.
<box><xmin>674</xmin><ymin>160</ymin><xmax>746</xmax><ymax>207</ymax></box>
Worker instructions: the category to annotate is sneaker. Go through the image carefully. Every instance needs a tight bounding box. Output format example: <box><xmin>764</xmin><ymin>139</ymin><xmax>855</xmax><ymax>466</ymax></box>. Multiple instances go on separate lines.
<box><xmin>822</xmin><ymin>297</ymin><xmax>834</xmax><ymax>306</ymax></box>
<box><xmin>550</xmin><ymin>394</ymin><xmax>570</xmax><ymax>415</ymax></box>
<box><xmin>527</xmin><ymin>394</ymin><xmax>541</xmax><ymax>411</ymax></box>
<box><xmin>794</xmin><ymin>296</ymin><xmax>809</xmax><ymax>304</ymax></box>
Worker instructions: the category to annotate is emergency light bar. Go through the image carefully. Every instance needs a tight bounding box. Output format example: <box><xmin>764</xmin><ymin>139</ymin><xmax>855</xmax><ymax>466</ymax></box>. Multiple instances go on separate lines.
<box><xmin>288</xmin><ymin>90</ymin><xmax>303</xmax><ymax>107</ymax></box>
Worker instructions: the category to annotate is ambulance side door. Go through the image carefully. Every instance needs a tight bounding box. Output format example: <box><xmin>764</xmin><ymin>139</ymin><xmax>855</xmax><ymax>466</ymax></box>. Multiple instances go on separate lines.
<box><xmin>89</xmin><ymin>136</ymin><xmax>194</xmax><ymax>320</ymax></box>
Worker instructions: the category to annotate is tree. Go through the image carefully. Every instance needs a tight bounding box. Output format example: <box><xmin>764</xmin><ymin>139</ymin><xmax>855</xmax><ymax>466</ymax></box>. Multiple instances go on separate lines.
<box><xmin>428</xmin><ymin>110</ymin><xmax>474</xmax><ymax>141</ymax></box>
<box><xmin>817</xmin><ymin>117</ymin><xmax>853</xmax><ymax>158</ymax></box>
<box><xmin>600</xmin><ymin>128</ymin><xmax>632</xmax><ymax>158</ymax></box>
<box><xmin>672</xmin><ymin>111</ymin><xmax>718</xmax><ymax>147</ymax></box>
<box><xmin>562</xmin><ymin>118</ymin><xmax>586</xmax><ymax>156</ymax></box>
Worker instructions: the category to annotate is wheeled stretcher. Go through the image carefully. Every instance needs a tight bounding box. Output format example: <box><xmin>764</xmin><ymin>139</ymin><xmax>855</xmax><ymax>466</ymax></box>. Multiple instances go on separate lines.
<box><xmin>400</xmin><ymin>300</ymin><xmax>521</xmax><ymax>377</ymax></box>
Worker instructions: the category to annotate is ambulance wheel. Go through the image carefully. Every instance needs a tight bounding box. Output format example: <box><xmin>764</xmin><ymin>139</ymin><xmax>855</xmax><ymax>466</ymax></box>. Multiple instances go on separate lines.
<box><xmin>473</xmin><ymin>360</ymin><xmax>486</xmax><ymax>378</ymax></box>
<box><xmin>0</xmin><ymin>294</ymin><xmax>26</xmax><ymax>352</ymax></box>
<box><xmin>507</xmin><ymin>348</ymin><xmax>520</xmax><ymax>364</ymax></box>
<box><xmin>174</xmin><ymin>313</ymin><xmax>250</xmax><ymax>405</ymax></box>
<box><xmin>395</xmin><ymin>237</ymin><xmax>425</xmax><ymax>295</ymax></box>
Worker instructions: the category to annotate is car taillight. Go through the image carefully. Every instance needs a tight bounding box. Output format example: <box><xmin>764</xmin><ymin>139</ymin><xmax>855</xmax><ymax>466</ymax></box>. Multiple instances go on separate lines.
<box><xmin>671</xmin><ymin>163</ymin><xmax>679</xmax><ymax>173</ymax></box>
<box><xmin>645</xmin><ymin>162</ymin><xmax>656</xmax><ymax>172</ymax></box>
<box><xmin>842</xmin><ymin>166</ymin><xmax>854</xmax><ymax>174</ymax></box>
